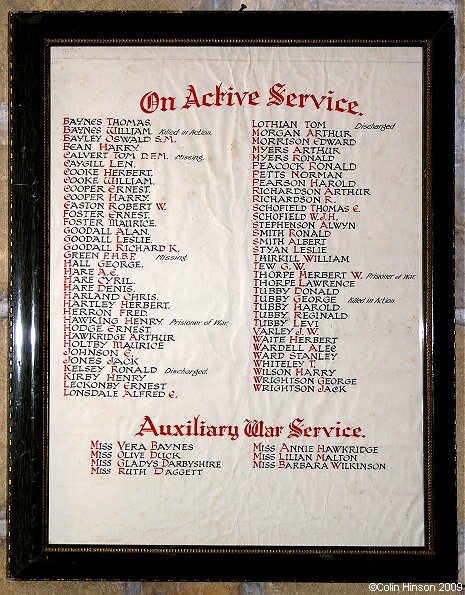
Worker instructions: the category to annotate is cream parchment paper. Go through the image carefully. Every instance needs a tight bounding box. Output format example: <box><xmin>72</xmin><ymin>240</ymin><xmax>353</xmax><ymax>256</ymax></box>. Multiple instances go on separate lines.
<box><xmin>48</xmin><ymin>45</ymin><xmax>424</xmax><ymax>547</ymax></box>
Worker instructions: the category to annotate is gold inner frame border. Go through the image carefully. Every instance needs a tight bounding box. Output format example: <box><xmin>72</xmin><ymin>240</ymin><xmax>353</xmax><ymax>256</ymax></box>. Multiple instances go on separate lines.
<box><xmin>34</xmin><ymin>36</ymin><xmax>434</xmax><ymax>558</ymax></box>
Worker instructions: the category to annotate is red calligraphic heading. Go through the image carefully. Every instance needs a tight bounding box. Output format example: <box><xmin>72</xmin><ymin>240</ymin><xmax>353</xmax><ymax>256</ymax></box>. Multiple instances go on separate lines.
<box><xmin>140</xmin><ymin>83</ymin><xmax>364</xmax><ymax>116</ymax></box>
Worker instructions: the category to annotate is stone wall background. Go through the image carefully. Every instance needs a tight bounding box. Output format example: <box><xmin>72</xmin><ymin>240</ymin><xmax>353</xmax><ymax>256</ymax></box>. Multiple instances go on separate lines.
<box><xmin>1</xmin><ymin>1</ymin><xmax>462</xmax><ymax>593</ymax></box>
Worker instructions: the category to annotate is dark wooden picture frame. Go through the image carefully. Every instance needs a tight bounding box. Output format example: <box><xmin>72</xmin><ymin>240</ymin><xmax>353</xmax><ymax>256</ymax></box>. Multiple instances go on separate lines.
<box><xmin>8</xmin><ymin>10</ymin><xmax>456</xmax><ymax>582</ymax></box>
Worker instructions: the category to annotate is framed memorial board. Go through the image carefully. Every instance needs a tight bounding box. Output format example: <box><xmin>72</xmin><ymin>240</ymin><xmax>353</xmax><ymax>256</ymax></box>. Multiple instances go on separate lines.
<box><xmin>8</xmin><ymin>10</ymin><xmax>457</xmax><ymax>582</ymax></box>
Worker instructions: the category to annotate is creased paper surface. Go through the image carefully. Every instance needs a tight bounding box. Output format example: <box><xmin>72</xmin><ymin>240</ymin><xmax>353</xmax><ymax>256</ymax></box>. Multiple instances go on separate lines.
<box><xmin>49</xmin><ymin>45</ymin><xmax>424</xmax><ymax>547</ymax></box>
